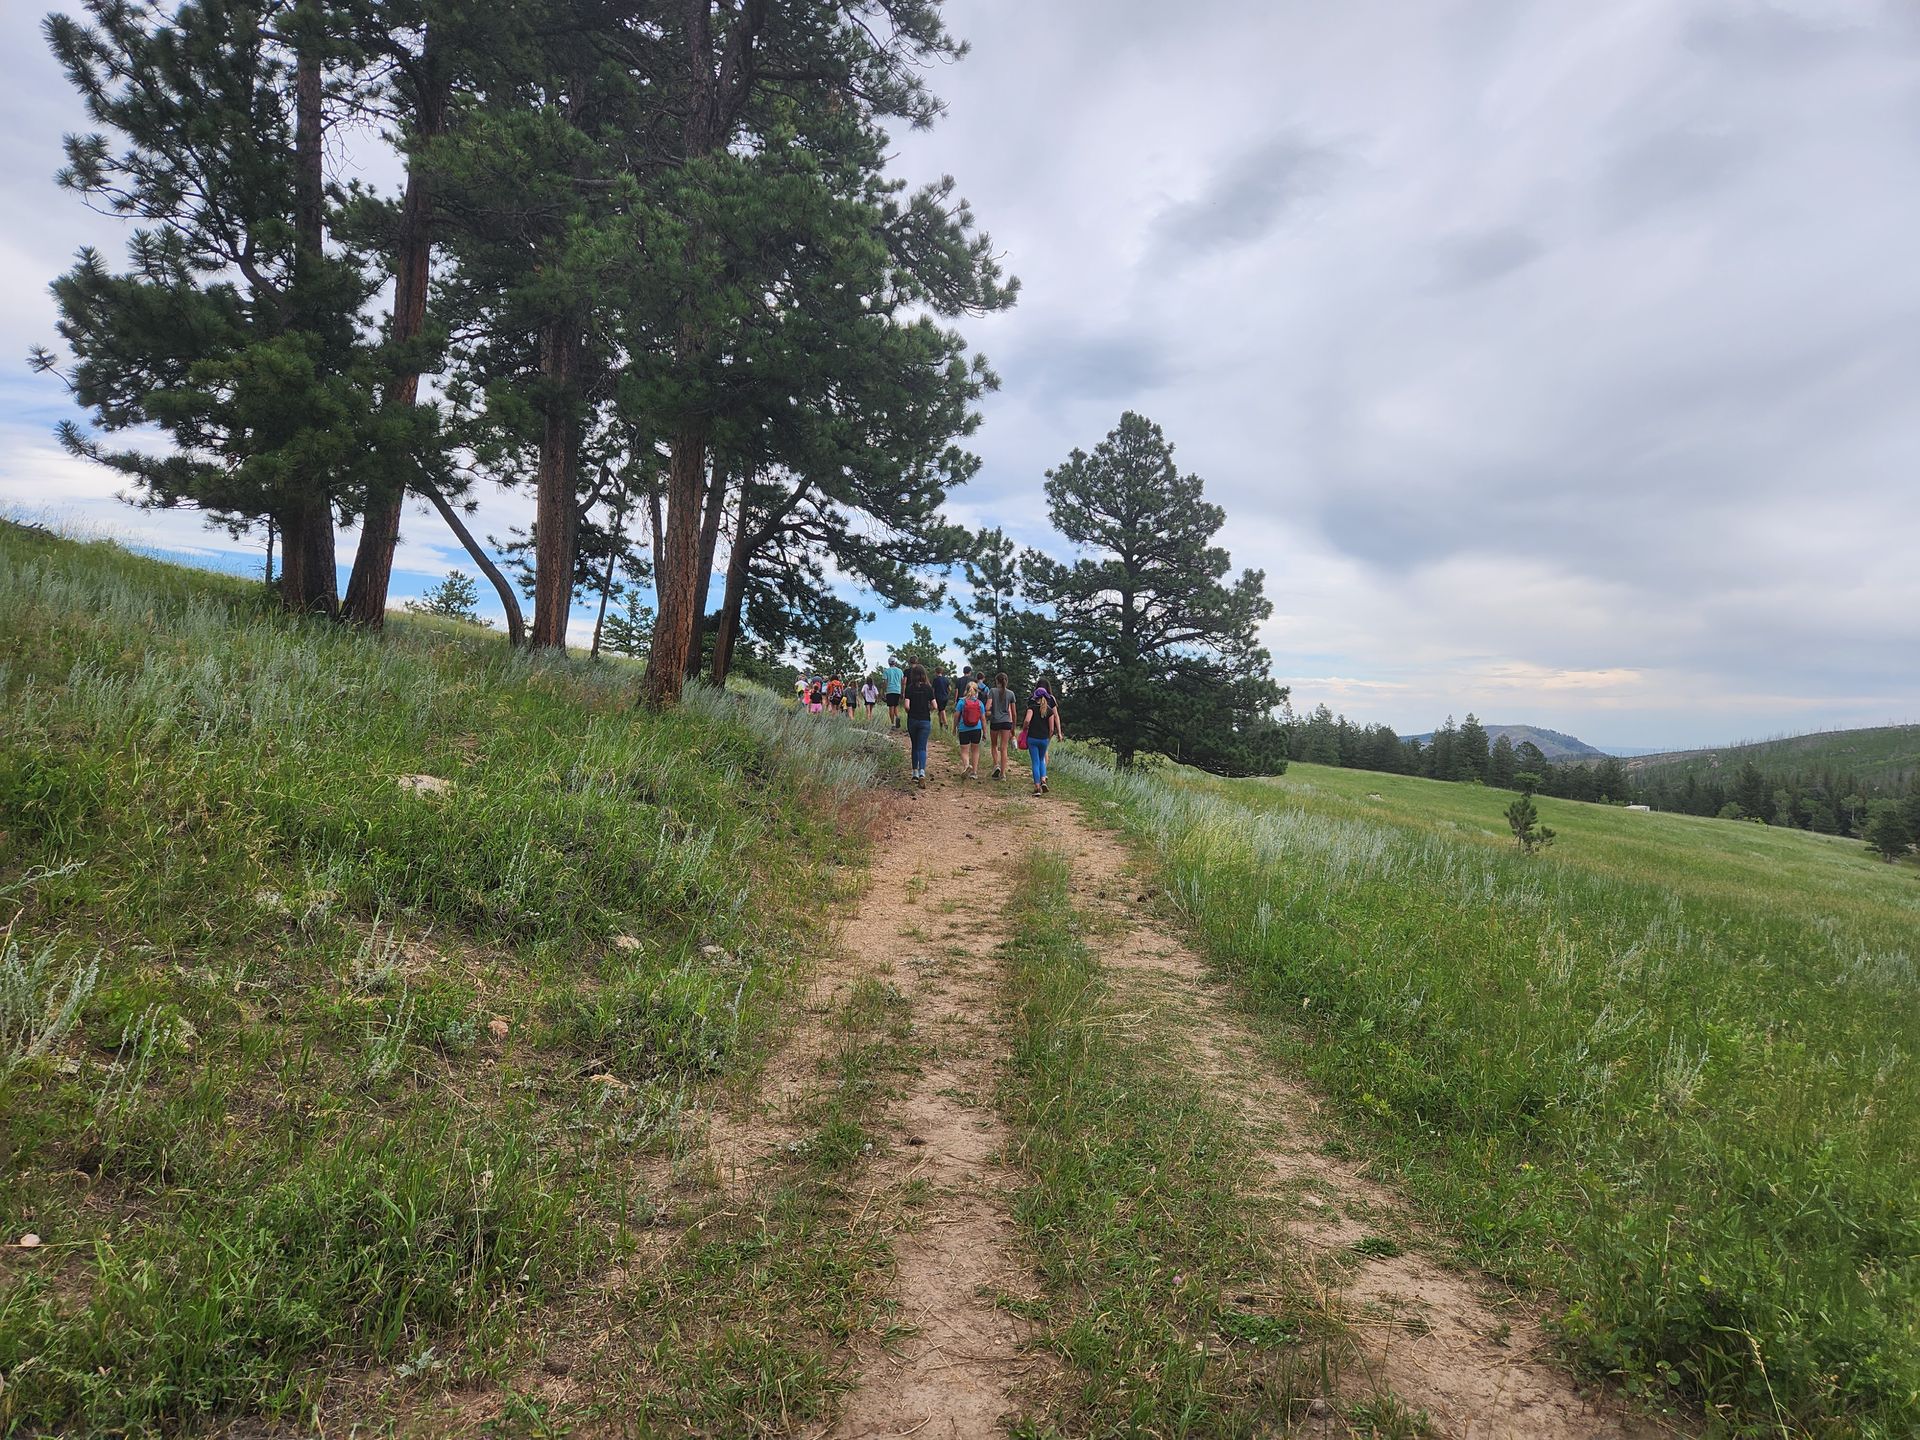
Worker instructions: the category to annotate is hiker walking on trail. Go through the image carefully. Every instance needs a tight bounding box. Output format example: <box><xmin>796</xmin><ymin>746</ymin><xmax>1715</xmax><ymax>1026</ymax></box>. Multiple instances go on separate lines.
<box><xmin>1023</xmin><ymin>685</ymin><xmax>1062</xmax><ymax>795</ymax></box>
<box><xmin>861</xmin><ymin>677</ymin><xmax>878</xmax><ymax>718</ymax></box>
<box><xmin>807</xmin><ymin>678</ymin><xmax>823</xmax><ymax>714</ymax></box>
<box><xmin>932</xmin><ymin>666</ymin><xmax>952</xmax><ymax>730</ymax></box>
<box><xmin>825</xmin><ymin>675</ymin><xmax>844</xmax><ymax>716</ymax></box>
<box><xmin>883</xmin><ymin>658</ymin><xmax>905</xmax><ymax>730</ymax></box>
<box><xmin>955</xmin><ymin>680</ymin><xmax>985</xmax><ymax>780</ymax></box>
<box><xmin>903</xmin><ymin>663</ymin><xmax>936</xmax><ymax>785</ymax></box>
<box><xmin>985</xmin><ymin>672</ymin><xmax>1017</xmax><ymax>779</ymax></box>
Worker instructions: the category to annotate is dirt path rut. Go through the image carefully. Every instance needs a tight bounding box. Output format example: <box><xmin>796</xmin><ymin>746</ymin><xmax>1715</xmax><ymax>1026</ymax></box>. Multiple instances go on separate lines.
<box><xmin>825</xmin><ymin>731</ymin><xmax>1045</xmax><ymax>1439</ymax></box>
<box><xmin>1015</xmin><ymin>797</ymin><xmax>1668</xmax><ymax>1440</ymax></box>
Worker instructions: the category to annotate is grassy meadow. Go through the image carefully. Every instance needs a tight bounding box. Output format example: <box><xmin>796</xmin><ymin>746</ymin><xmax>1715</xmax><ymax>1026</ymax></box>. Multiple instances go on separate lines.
<box><xmin>1056</xmin><ymin>753</ymin><xmax>1920</xmax><ymax>1438</ymax></box>
<box><xmin>0</xmin><ymin>524</ymin><xmax>897</xmax><ymax>1433</ymax></box>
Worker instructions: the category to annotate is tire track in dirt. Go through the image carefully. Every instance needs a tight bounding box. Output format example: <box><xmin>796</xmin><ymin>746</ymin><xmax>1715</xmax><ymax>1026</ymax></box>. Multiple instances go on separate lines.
<box><xmin>1018</xmin><ymin>797</ymin><xmax>1673</xmax><ymax>1440</ymax></box>
<box><xmin>824</xmin><ymin>732</ymin><xmax>1050</xmax><ymax>1440</ymax></box>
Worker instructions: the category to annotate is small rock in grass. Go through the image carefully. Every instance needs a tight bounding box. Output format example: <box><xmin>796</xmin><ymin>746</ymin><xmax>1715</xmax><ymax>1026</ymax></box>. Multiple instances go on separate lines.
<box><xmin>18</xmin><ymin>1234</ymin><xmax>42</xmax><ymax>1249</ymax></box>
<box><xmin>487</xmin><ymin>1016</ymin><xmax>510</xmax><ymax>1042</ymax></box>
<box><xmin>612</xmin><ymin>934</ymin><xmax>643</xmax><ymax>951</ymax></box>
<box><xmin>396</xmin><ymin>774</ymin><xmax>453</xmax><ymax>797</ymax></box>
<box><xmin>700</xmin><ymin>944</ymin><xmax>726</xmax><ymax>958</ymax></box>
<box><xmin>1307</xmin><ymin>1398</ymin><xmax>1332</xmax><ymax>1419</ymax></box>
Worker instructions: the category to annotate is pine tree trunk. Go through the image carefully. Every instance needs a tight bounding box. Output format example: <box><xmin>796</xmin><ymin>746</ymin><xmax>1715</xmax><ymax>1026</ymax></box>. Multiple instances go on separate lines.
<box><xmin>684</xmin><ymin>461</ymin><xmax>728</xmax><ymax>678</ymax></box>
<box><xmin>282</xmin><ymin>21</ymin><xmax>338</xmax><ymax>616</ymax></box>
<box><xmin>419</xmin><ymin>482</ymin><xmax>525</xmax><ymax>646</ymax></box>
<box><xmin>278</xmin><ymin>494</ymin><xmax>339</xmax><ymax>614</ymax></box>
<box><xmin>530</xmin><ymin>321</ymin><xmax>582</xmax><ymax>649</ymax></box>
<box><xmin>589</xmin><ymin>542</ymin><xmax>618</xmax><ymax>660</ymax></box>
<box><xmin>648</xmin><ymin>486</ymin><xmax>665</xmax><ymax>574</ymax></box>
<box><xmin>643</xmin><ymin>410</ymin><xmax>708</xmax><ymax>704</ymax></box>
<box><xmin>707</xmin><ymin>487</ymin><xmax>753</xmax><ymax>686</ymax></box>
<box><xmin>342</xmin><ymin>35</ymin><xmax>446</xmax><ymax>629</ymax></box>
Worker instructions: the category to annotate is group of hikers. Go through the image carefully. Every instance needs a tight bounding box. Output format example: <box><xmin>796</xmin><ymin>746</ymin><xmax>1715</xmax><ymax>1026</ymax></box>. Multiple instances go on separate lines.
<box><xmin>795</xmin><ymin>659</ymin><xmax>1064</xmax><ymax>795</ymax></box>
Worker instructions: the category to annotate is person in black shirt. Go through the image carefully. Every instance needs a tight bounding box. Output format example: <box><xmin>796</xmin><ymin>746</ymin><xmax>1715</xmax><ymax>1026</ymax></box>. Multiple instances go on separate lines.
<box><xmin>931</xmin><ymin>668</ymin><xmax>952</xmax><ymax>729</ymax></box>
<box><xmin>902</xmin><ymin>663</ymin><xmax>936</xmax><ymax>785</ymax></box>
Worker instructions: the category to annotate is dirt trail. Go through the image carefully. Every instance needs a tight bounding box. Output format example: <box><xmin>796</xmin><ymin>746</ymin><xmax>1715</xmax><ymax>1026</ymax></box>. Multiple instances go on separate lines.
<box><xmin>1016</xmin><ymin>798</ymin><xmax>1669</xmax><ymax>1440</ymax></box>
<box><xmin>823</xmin><ymin>729</ymin><xmax>1047</xmax><ymax>1440</ymax></box>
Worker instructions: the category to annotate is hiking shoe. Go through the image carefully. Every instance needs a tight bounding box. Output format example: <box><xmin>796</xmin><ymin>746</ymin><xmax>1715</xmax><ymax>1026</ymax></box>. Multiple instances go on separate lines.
<box><xmin>1041</xmin><ymin>781</ymin><xmax>1049</xmax><ymax>793</ymax></box>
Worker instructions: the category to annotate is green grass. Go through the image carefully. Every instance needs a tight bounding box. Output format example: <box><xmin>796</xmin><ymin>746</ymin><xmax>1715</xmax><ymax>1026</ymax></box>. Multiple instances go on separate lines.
<box><xmin>0</xmin><ymin>524</ymin><xmax>896</xmax><ymax>1434</ymax></box>
<box><xmin>1055</xmin><ymin>752</ymin><xmax>1920</xmax><ymax>1438</ymax></box>
<box><xmin>1000</xmin><ymin>847</ymin><xmax>1336</xmax><ymax>1436</ymax></box>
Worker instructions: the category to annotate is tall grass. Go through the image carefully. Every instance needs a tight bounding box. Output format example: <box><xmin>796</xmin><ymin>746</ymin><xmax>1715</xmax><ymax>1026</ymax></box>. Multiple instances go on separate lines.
<box><xmin>0</xmin><ymin>525</ymin><xmax>888</xmax><ymax>1432</ymax></box>
<box><xmin>1057</xmin><ymin>751</ymin><xmax>1920</xmax><ymax>1438</ymax></box>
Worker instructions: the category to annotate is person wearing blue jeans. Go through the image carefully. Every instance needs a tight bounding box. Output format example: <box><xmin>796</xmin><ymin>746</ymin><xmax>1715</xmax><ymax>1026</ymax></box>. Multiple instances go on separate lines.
<box><xmin>902</xmin><ymin>662</ymin><xmax>936</xmax><ymax>786</ymax></box>
<box><xmin>1022</xmin><ymin>686</ymin><xmax>1062</xmax><ymax>795</ymax></box>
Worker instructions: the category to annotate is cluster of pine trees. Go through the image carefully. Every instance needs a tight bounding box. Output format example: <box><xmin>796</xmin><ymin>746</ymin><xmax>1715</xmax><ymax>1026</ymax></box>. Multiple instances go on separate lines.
<box><xmin>940</xmin><ymin>413</ymin><xmax>1290</xmax><ymax>776</ymax></box>
<box><xmin>1282</xmin><ymin>706</ymin><xmax>1571</xmax><ymax>789</ymax></box>
<box><xmin>37</xmin><ymin>0</ymin><xmax>1014</xmax><ymax>707</ymax></box>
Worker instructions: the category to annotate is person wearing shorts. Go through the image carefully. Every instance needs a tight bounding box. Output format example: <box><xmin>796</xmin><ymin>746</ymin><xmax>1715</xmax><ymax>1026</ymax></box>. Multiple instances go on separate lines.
<box><xmin>984</xmin><ymin>672</ymin><xmax>1017</xmax><ymax>779</ymax></box>
<box><xmin>883</xmin><ymin>659</ymin><xmax>905</xmax><ymax>730</ymax></box>
<box><xmin>954</xmin><ymin>681</ymin><xmax>985</xmax><ymax>779</ymax></box>
<box><xmin>861</xmin><ymin>679</ymin><xmax>878</xmax><ymax>718</ymax></box>
<box><xmin>931</xmin><ymin>668</ymin><xmax>951</xmax><ymax>729</ymax></box>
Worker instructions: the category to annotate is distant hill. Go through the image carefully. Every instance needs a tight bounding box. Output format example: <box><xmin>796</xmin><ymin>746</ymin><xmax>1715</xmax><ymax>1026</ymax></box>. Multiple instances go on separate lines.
<box><xmin>1623</xmin><ymin>725</ymin><xmax>1920</xmax><ymax>789</ymax></box>
<box><xmin>1407</xmin><ymin>723</ymin><xmax>1610</xmax><ymax>761</ymax></box>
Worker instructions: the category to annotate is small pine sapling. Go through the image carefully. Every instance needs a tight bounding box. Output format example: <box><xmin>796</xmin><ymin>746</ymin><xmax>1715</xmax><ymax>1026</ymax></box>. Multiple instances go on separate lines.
<box><xmin>1506</xmin><ymin>792</ymin><xmax>1556</xmax><ymax>854</ymax></box>
<box><xmin>406</xmin><ymin>571</ymin><xmax>482</xmax><ymax>624</ymax></box>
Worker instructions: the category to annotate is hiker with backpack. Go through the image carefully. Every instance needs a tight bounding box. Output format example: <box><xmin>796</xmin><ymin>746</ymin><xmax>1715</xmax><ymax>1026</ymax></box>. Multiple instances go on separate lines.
<box><xmin>985</xmin><ymin>671</ymin><xmax>1017</xmax><ymax>779</ymax></box>
<box><xmin>1023</xmin><ymin>685</ymin><xmax>1063</xmax><ymax>795</ymax></box>
<box><xmin>902</xmin><ymin>663</ymin><xmax>936</xmax><ymax>785</ymax></box>
<box><xmin>955</xmin><ymin>680</ymin><xmax>986</xmax><ymax>780</ymax></box>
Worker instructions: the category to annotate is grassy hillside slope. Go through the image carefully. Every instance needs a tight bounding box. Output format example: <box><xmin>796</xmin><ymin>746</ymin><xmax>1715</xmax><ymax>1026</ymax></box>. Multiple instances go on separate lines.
<box><xmin>1623</xmin><ymin>724</ymin><xmax>1920</xmax><ymax>789</ymax></box>
<box><xmin>0</xmin><ymin>526</ymin><xmax>892</xmax><ymax>1433</ymax></box>
<box><xmin>1058</xmin><ymin>754</ymin><xmax>1920</xmax><ymax>1438</ymax></box>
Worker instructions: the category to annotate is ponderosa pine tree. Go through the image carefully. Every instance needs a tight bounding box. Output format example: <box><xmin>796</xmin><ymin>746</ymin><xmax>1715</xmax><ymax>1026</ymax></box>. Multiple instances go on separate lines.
<box><xmin>1863</xmin><ymin>801</ymin><xmax>1913</xmax><ymax>863</ymax></box>
<box><xmin>1023</xmin><ymin>412</ymin><xmax>1285</xmax><ymax>771</ymax></box>
<box><xmin>1489</xmin><ymin>733</ymin><xmax>1517</xmax><ymax>789</ymax></box>
<box><xmin>39</xmin><ymin>0</ymin><xmax>388</xmax><ymax>614</ymax></box>
<box><xmin>951</xmin><ymin>525</ymin><xmax>1043</xmax><ymax>683</ymax></box>
<box><xmin>642</xmin><ymin>1</ymin><xmax>1013</xmax><ymax>706</ymax></box>
<box><xmin>1457</xmin><ymin>713</ymin><xmax>1491</xmax><ymax>781</ymax></box>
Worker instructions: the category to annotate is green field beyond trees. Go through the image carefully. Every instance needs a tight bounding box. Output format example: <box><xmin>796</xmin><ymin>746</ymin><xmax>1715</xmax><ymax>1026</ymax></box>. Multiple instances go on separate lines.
<box><xmin>1057</xmin><ymin>753</ymin><xmax>1920</xmax><ymax>1437</ymax></box>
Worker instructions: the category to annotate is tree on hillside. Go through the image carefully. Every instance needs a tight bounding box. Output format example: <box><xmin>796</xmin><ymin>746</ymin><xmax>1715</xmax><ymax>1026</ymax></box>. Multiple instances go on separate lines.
<box><xmin>952</xmin><ymin>526</ymin><xmax>1036</xmax><ymax>679</ymax></box>
<box><xmin>1456</xmin><ymin>714</ymin><xmax>1491</xmax><ymax>782</ymax></box>
<box><xmin>1489</xmin><ymin>734</ymin><xmax>1516</xmax><ymax>789</ymax></box>
<box><xmin>1506</xmin><ymin>792</ymin><xmax>1556</xmax><ymax>853</ymax></box>
<box><xmin>641</xmin><ymin>3</ymin><xmax>1015</xmax><ymax>706</ymax></box>
<box><xmin>1863</xmin><ymin>802</ymin><xmax>1913</xmax><ymax>863</ymax></box>
<box><xmin>405</xmin><ymin>570</ymin><xmax>480</xmax><ymax>624</ymax></box>
<box><xmin>1023</xmin><ymin>412</ymin><xmax>1286</xmax><ymax>771</ymax></box>
<box><xmin>897</xmin><ymin>622</ymin><xmax>942</xmax><ymax>672</ymax></box>
<box><xmin>598</xmin><ymin>592</ymin><xmax>653</xmax><ymax>660</ymax></box>
<box><xmin>38</xmin><ymin>0</ymin><xmax>388</xmax><ymax>614</ymax></box>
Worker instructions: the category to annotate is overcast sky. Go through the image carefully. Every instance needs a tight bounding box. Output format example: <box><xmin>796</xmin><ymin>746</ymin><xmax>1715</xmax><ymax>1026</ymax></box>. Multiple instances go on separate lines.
<box><xmin>5</xmin><ymin>1</ymin><xmax>1918</xmax><ymax>750</ymax></box>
